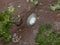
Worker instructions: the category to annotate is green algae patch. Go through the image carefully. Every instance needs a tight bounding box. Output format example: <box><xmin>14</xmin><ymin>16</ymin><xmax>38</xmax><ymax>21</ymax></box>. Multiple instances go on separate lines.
<box><xmin>35</xmin><ymin>24</ymin><xmax>60</xmax><ymax>45</ymax></box>
<box><xmin>50</xmin><ymin>0</ymin><xmax>60</xmax><ymax>11</ymax></box>
<box><xmin>0</xmin><ymin>6</ymin><xmax>15</xmax><ymax>43</ymax></box>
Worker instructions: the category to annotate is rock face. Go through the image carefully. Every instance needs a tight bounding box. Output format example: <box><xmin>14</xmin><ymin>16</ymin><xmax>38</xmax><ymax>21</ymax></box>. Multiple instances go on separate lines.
<box><xmin>0</xmin><ymin>0</ymin><xmax>60</xmax><ymax>45</ymax></box>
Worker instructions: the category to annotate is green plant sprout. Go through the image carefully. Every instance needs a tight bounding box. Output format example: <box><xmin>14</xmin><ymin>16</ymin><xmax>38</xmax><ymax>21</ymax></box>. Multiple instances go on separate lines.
<box><xmin>30</xmin><ymin>0</ymin><xmax>38</xmax><ymax>5</ymax></box>
<box><xmin>0</xmin><ymin>6</ymin><xmax>15</xmax><ymax>43</ymax></box>
<box><xmin>35</xmin><ymin>24</ymin><xmax>60</xmax><ymax>45</ymax></box>
<box><xmin>50</xmin><ymin>0</ymin><xmax>60</xmax><ymax>11</ymax></box>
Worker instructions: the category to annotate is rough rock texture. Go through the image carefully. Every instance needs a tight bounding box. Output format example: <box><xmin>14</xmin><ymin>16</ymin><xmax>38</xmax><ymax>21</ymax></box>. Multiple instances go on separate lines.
<box><xmin>0</xmin><ymin>0</ymin><xmax>60</xmax><ymax>45</ymax></box>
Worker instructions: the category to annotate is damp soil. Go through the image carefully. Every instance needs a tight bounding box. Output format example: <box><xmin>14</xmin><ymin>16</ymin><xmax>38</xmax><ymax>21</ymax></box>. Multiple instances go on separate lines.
<box><xmin>0</xmin><ymin>0</ymin><xmax>60</xmax><ymax>45</ymax></box>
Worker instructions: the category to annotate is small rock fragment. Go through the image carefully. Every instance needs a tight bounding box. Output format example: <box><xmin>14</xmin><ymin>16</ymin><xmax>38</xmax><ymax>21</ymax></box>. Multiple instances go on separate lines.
<box><xmin>12</xmin><ymin>33</ymin><xmax>21</xmax><ymax>43</ymax></box>
<box><xmin>17</xmin><ymin>5</ymin><xmax>21</xmax><ymax>8</ymax></box>
<box><xmin>19</xmin><ymin>29</ymin><xmax>22</xmax><ymax>31</ymax></box>
<box><xmin>26</xmin><ymin>0</ymin><xmax>29</xmax><ymax>3</ymax></box>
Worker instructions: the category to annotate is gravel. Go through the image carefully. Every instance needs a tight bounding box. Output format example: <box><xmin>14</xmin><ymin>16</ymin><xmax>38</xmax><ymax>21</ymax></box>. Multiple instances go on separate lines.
<box><xmin>12</xmin><ymin>33</ymin><xmax>21</xmax><ymax>43</ymax></box>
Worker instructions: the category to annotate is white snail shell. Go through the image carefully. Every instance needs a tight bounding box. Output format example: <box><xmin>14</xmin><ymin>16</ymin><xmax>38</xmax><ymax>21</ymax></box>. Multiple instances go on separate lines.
<box><xmin>27</xmin><ymin>13</ymin><xmax>37</xmax><ymax>26</ymax></box>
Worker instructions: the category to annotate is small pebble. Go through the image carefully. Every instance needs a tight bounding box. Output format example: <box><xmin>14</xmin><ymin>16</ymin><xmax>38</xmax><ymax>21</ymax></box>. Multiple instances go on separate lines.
<box><xmin>17</xmin><ymin>5</ymin><xmax>21</xmax><ymax>8</ymax></box>
<box><xmin>19</xmin><ymin>29</ymin><xmax>22</xmax><ymax>31</ymax></box>
<box><xmin>13</xmin><ymin>33</ymin><xmax>17</xmax><ymax>37</ymax></box>
<box><xmin>26</xmin><ymin>0</ymin><xmax>29</xmax><ymax>3</ymax></box>
<box><xmin>37</xmin><ymin>17</ymin><xmax>39</xmax><ymax>20</ymax></box>
<box><xmin>18</xmin><ymin>15</ymin><xmax>20</xmax><ymax>17</ymax></box>
<box><xmin>27</xmin><ymin>6</ymin><xmax>31</xmax><ymax>11</ymax></box>
<box><xmin>39</xmin><ymin>3</ymin><xmax>43</xmax><ymax>5</ymax></box>
<box><xmin>12</xmin><ymin>33</ymin><xmax>20</xmax><ymax>43</ymax></box>
<box><xmin>19</xmin><ymin>36</ymin><xmax>21</xmax><ymax>39</ymax></box>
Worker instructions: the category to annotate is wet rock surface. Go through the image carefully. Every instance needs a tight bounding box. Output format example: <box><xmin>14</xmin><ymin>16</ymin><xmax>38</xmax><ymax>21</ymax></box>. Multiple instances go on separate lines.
<box><xmin>0</xmin><ymin>0</ymin><xmax>60</xmax><ymax>45</ymax></box>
